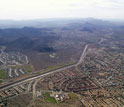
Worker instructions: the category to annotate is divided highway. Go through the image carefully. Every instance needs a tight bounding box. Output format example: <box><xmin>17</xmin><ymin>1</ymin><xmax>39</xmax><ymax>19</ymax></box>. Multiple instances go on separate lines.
<box><xmin>0</xmin><ymin>44</ymin><xmax>88</xmax><ymax>91</ymax></box>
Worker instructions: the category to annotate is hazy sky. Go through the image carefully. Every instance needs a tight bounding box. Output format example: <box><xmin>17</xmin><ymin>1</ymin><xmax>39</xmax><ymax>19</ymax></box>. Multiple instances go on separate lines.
<box><xmin>0</xmin><ymin>0</ymin><xmax>124</xmax><ymax>20</ymax></box>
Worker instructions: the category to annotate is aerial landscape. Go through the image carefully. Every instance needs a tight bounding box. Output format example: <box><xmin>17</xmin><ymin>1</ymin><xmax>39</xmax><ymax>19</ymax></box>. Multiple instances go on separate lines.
<box><xmin>0</xmin><ymin>0</ymin><xmax>124</xmax><ymax>107</ymax></box>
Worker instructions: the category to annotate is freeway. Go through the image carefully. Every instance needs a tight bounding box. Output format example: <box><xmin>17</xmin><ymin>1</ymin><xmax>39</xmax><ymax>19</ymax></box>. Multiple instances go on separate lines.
<box><xmin>76</xmin><ymin>45</ymin><xmax>88</xmax><ymax>65</ymax></box>
<box><xmin>0</xmin><ymin>44</ymin><xmax>88</xmax><ymax>91</ymax></box>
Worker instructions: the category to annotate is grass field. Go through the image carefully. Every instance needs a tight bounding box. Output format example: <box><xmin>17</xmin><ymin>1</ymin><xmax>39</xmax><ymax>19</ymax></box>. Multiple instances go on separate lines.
<box><xmin>65</xmin><ymin>92</ymin><xmax>78</xmax><ymax>103</ymax></box>
<box><xmin>37</xmin><ymin>61</ymin><xmax>75</xmax><ymax>74</ymax></box>
<box><xmin>68</xmin><ymin>93</ymin><xmax>78</xmax><ymax>100</ymax></box>
<box><xmin>43</xmin><ymin>93</ymin><xmax>57</xmax><ymax>103</ymax></box>
<box><xmin>0</xmin><ymin>69</ymin><xmax>6</xmax><ymax>79</ymax></box>
<box><xmin>46</xmin><ymin>61</ymin><xmax>74</xmax><ymax>71</ymax></box>
<box><xmin>23</xmin><ymin>65</ymin><xmax>34</xmax><ymax>72</ymax></box>
<box><xmin>8</xmin><ymin>64</ymin><xmax>34</xmax><ymax>72</ymax></box>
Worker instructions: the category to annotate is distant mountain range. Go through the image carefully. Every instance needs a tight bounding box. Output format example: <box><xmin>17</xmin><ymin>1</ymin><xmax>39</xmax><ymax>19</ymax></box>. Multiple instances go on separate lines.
<box><xmin>0</xmin><ymin>27</ymin><xmax>58</xmax><ymax>53</ymax></box>
<box><xmin>0</xmin><ymin>18</ymin><xmax>124</xmax><ymax>54</ymax></box>
<box><xmin>0</xmin><ymin>18</ymin><xmax>123</xmax><ymax>29</ymax></box>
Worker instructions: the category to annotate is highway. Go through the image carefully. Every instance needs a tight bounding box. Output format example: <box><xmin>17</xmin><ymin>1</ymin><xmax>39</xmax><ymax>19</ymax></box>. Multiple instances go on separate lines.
<box><xmin>0</xmin><ymin>44</ymin><xmax>88</xmax><ymax>91</ymax></box>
